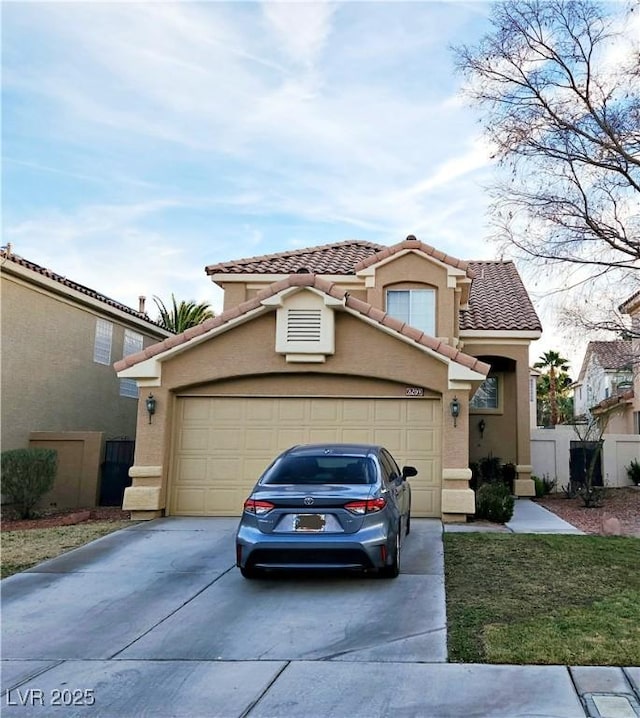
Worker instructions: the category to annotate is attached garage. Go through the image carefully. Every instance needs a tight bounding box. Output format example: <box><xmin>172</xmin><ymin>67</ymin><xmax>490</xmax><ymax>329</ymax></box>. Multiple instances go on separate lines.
<box><xmin>169</xmin><ymin>396</ymin><xmax>442</xmax><ymax>517</ymax></box>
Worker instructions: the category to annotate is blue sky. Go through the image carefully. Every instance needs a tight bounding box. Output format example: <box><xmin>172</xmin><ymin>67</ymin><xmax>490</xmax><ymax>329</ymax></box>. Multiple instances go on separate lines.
<box><xmin>3</xmin><ymin>1</ymin><xmax>580</xmax><ymax>365</ymax></box>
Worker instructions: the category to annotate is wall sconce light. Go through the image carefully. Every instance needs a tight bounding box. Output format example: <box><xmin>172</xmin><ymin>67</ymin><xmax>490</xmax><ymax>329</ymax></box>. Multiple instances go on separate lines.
<box><xmin>146</xmin><ymin>393</ymin><xmax>156</xmax><ymax>424</ymax></box>
<box><xmin>478</xmin><ymin>418</ymin><xmax>486</xmax><ymax>438</ymax></box>
<box><xmin>450</xmin><ymin>396</ymin><xmax>461</xmax><ymax>427</ymax></box>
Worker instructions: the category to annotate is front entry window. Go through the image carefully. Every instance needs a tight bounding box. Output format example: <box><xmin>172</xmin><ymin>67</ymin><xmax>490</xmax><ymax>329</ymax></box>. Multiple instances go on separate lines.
<box><xmin>470</xmin><ymin>376</ymin><xmax>499</xmax><ymax>411</ymax></box>
<box><xmin>386</xmin><ymin>289</ymin><xmax>435</xmax><ymax>335</ymax></box>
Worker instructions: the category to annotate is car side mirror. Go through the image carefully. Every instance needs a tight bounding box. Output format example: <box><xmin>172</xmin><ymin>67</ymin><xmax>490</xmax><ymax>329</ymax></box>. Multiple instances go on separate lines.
<box><xmin>402</xmin><ymin>466</ymin><xmax>418</xmax><ymax>479</ymax></box>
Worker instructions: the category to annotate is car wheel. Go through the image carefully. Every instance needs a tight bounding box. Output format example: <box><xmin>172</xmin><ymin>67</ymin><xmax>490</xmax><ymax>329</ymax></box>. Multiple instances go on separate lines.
<box><xmin>406</xmin><ymin>510</ymin><xmax>411</xmax><ymax>535</ymax></box>
<box><xmin>240</xmin><ymin>565</ymin><xmax>258</xmax><ymax>579</ymax></box>
<box><xmin>380</xmin><ymin>530</ymin><xmax>400</xmax><ymax>579</ymax></box>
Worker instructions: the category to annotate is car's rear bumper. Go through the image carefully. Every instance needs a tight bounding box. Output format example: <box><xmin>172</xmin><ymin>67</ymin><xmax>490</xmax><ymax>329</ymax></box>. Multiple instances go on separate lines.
<box><xmin>236</xmin><ymin>521</ymin><xmax>391</xmax><ymax>571</ymax></box>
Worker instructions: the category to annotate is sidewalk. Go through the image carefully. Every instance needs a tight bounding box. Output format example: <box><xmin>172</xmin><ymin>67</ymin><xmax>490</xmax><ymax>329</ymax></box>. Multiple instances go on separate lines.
<box><xmin>445</xmin><ymin>497</ymin><xmax>585</xmax><ymax>534</ymax></box>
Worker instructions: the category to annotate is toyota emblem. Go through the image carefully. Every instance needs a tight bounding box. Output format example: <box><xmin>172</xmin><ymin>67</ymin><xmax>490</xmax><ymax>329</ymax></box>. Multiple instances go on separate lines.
<box><xmin>304</xmin><ymin>497</ymin><xmax>314</xmax><ymax>506</ymax></box>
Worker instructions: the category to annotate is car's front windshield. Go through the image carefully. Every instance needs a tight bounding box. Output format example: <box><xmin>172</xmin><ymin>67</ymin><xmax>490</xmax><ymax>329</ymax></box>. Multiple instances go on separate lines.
<box><xmin>261</xmin><ymin>455</ymin><xmax>376</xmax><ymax>485</ymax></box>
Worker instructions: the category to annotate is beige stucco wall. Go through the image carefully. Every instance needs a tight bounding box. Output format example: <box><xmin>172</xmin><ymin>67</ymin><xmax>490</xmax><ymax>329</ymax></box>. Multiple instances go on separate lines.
<box><xmin>29</xmin><ymin>431</ymin><xmax>104</xmax><ymax>509</ymax></box>
<box><xmin>1</xmin><ymin>271</ymin><xmax>164</xmax><ymax>450</ymax></box>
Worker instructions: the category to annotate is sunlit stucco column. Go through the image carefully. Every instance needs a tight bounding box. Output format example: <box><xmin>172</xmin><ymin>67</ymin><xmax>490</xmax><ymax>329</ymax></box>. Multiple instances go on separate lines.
<box><xmin>514</xmin><ymin>351</ymin><xmax>535</xmax><ymax>497</ymax></box>
<box><xmin>440</xmin><ymin>388</ymin><xmax>475</xmax><ymax>522</ymax></box>
<box><xmin>122</xmin><ymin>385</ymin><xmax>170</xmax><ymax>520</ymax></box>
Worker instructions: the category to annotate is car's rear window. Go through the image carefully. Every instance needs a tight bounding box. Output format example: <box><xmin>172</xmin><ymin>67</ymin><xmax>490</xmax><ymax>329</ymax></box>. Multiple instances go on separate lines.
<box><xmin>261</xmin><ymin>455</ymin><xmax>376</xmax><ymax>485</ymax></box>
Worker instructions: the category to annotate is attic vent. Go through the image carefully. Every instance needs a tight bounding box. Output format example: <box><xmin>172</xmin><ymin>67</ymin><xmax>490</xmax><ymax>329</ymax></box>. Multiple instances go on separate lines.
<box><xmin>287</xmin><ymin>309</ymin><xmax>322</xmax><ymax>342</ymax></box>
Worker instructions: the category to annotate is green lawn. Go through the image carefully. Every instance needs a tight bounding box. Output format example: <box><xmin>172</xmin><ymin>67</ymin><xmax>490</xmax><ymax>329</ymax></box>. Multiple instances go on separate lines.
<box><xmin>444</xmin><ymin>533</ymin><xmax>640</xmax><ymax>665</ymax></box>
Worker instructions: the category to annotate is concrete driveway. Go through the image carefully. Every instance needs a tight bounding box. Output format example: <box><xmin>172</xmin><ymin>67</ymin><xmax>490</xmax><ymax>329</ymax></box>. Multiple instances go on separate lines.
<box><xmin>2</xmin><ymin>515</ymin><xmax>602</xmax><ymax>717</ymax></box>
<box><xmin>2</xmin><ymin>517</ymin><xmax>452</xmax><ymax>717</ymax></box>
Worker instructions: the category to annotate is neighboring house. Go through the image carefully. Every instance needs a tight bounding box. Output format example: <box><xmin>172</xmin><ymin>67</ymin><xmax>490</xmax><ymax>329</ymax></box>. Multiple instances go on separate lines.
<box><xmin>1</xmin><ymin>247</ymin><xmax>171</xmax><ymax>507</ymax></box>
<box><xmin>116</xmin><ymin>235</ymin><xmax>542</xmax><ymax>522</ymax></box>
<box><xmin>573</xmin><ymin>340</ymin><xmax>634</xmax><ymax>431</ymax></box>
<box><xmin>619</xmin><ymin>290</ymin><xmax>640</xmax><ymax>434</ymax></box>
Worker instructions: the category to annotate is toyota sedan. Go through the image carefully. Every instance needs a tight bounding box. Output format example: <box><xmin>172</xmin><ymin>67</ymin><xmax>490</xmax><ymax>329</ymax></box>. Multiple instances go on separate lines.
<box><xmin>236</xmin><ymin>443</ymin><xmax>416</xmax><ymax>579</ymax></box>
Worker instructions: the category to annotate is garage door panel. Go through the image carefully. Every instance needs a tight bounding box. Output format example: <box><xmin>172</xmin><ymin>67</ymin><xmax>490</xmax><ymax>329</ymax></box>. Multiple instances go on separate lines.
<box><xmin>179</xmin><ymin>428</ymin><xmax>209</xmax><ymax>451</ymax></box>
<box><xmin>374</xmin><ymin>401</ymin><xmax>402</xmax><ymax>423</ymax></box>
<box><xmin>310</xmin><ymin>402</ymin><xmax>339</xmax><ymax>422</ymax></box>
<box><xmin>175</xmin><ymin>458</ymin><xmax>208</xmax><ymax>483</ymax></box>
<box><xmin>245</xmin><ymin>428</ymin><xmax>275</xmax><ymax>450</ymax></box>
<box><xmin>410</xmin><ymin>488</ymin><xmax>437</xmax><ymax>516</ymax></box>
<box><xmin>208</xmin><ymin>428</ymin><xmax>243</xmax><ymax>451</ymax></box>
<box><xmin>275</xmin><ymin>428</ymin><xmax>307</xmax><ymax>447</ymax></box>
<box><xmin>173</xmin><ymin>488</ymin><xmax>206</xmax><ymax>514</ymax></box>
<box><xmin>170</xmin><ymin>397</ymin><xmax>442</xmax><ymax>517</ymax></box>
<box><xmin>277</xmin><ymin>402</ymin><xmax>307</xmax><ymax>421</ymax></box>
<box><xmin>340</xmin><ymin>428</ymin><xmax>372</xmax><ymax>444</ymax></box>
<box><xmin>204</xmin><ymin>489</ymin><xmax>239</xmax><ymax>515</ymax></box>
<box><xmin>342</xmin><ymin>402</ymin><xmax>371</xmax><ymax>422</ymax></box>
<box><xmin>182</xmin><ymin>399</ymin><xmax>211</xmax><ymax>422</ymax></box>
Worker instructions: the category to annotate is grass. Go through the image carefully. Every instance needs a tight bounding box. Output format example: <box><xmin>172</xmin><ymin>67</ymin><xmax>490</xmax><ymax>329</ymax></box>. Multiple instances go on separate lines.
<box><xmin>1</xmin><ymin>521</ymin><xmax>132</xmax><ymax>578</ymax></box>
<box><xmin>444</xmin><ymin>533</ymin><xmax>640</xmax><ymax>665</ymax></box>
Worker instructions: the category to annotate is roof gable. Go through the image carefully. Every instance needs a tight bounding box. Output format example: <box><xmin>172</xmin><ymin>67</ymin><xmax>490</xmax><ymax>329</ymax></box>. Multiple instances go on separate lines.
<box><xmin>353</xmin><ymin>235</ymin><xmax>474</xmax><ymax>278</ymax></box>
<box><xmin>116</xmin><ymin>273</ymin><xmax>490</xmax><ymax>377</ymax></box>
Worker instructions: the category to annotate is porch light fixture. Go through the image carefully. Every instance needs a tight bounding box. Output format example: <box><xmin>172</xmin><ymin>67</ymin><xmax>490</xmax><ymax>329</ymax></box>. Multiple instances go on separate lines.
<box><xmin>478</xmin><ymin>418</ymin><xmax>486</xmax><ymax>438</ymax></box>
<box><xmin>450</xmin><ymin>396</ymin><xmax>461</xmax><ymax>427</ymax></box>
<box><xmin>145</xmin><ymin>393</ymin><xmax>156</xmax><ymax>424</ymax></box>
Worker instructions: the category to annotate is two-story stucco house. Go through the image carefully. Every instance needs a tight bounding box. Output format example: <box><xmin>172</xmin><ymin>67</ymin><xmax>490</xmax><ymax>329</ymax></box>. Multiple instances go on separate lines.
<box><xmin>619</xmin><ymin>291</ymin><xmax>640</xmax><ymax>433</ymax></box>
<box><xmin>116</xmin><ymin>236</ymin><xmax>542</xmax><ymax>522</ymax></box>
<box><xmin>573</xmin><ymin>340</ymin><xmax>634</xmax><ymax>431</ymax></box>
<box><xmin>1</xmin><ymin>247</ymin><xmax>171</xmax><ymax>507</ymax></box>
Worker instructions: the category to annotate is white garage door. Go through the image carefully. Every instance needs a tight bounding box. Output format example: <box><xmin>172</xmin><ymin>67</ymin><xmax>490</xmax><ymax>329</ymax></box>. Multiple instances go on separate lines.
<box><xmin>169</xmin><ymin>397</ymin><xmax>442</xmax><ymax>517</ymax></box>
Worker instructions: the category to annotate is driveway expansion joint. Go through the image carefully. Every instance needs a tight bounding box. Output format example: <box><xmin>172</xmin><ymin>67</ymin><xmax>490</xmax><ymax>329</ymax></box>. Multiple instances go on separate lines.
<box><xmin>107</xmin><ymin>564</ymin><xmax>236</xmax><ymax>659</ymax></box>
<box><xmin>240</xmin><ymin>660</ymin><xmax>291</xmax><ymax>718</ymax></box>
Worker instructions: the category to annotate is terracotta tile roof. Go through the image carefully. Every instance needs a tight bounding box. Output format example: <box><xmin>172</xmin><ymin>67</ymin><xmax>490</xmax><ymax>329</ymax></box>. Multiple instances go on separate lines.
<box><xmin>115</xmin><ymin>273</ymin><xmax>491</xmax><ymax>376</ymax></box>
<box><xmin>585</xmin><ymin>341</ymin><xmax>633</xmax><ymax>371</ymax></box>
<box><xmin>460</xmin><ymin>261</ymin><xmax>542</xmax><ymax>332</ymax></box>
<box><xmin>205</xmin><ymin>240</ymin><xmax>385</xmax><ymax>276</ymax></box>
<box><xmin>591</xmin><ymin>388</ymin><xmax>634</xmax><ymax>414</ymax></box>
<box><xmin>205</xmin><ymin>238</ymin><xmax>540</xmax><ymax>333</ymax></box>
<box><xmin>1</xmin><ymin>248</ymin><xmax>167</xmax><ymax>331</ymax></box>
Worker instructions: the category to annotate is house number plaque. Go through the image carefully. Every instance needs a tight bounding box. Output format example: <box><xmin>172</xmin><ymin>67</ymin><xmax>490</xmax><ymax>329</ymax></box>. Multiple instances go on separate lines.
<box><xmin>405</xmin><ymin>387</ymin><xmax>424</xmax><ymax>397</ymax></box>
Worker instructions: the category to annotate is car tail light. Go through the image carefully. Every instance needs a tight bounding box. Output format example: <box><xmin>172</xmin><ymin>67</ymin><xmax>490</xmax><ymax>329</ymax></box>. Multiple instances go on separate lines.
<box><xmin>243</xmin><ymin>499</ymin><xmax>275</xmax><ymax>515</ymax></box>
<box><xmin>344</xmin><ymin>498</ymin><xmax>387</xmax><ymax>515</ymax></box>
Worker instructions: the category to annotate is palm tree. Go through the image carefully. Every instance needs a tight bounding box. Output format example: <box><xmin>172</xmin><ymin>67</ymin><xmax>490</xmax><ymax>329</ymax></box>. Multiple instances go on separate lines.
<box><xmin>534</xmin><ymin>351</ymin><xmax>570</xmax><ymax>426</ymax></box>
<box><xmin>153</xmin><ymin>294</ymin><xmax>214</xmax><ymax>333</ymax></box>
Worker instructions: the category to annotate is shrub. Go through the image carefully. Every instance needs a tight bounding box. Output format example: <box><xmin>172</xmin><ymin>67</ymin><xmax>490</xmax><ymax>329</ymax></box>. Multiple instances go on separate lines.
<box><xmin>476</xmin><ymin>482</ymin><xmax>515</xmax><ymax>523</ymax></box>
<box><xmin>1</xmin><ymin>448</ymin><xmax>57</xmax><ymax>519</ymax></box>
<box><xmin>627</xmin><ymin>459</ymin><xmax>640</xmax><ymax>486</ymax></box>
<box><xmin>534</xmin><ymin>474</ymin><xmax>557</xmax><ymax>497</ymax></box>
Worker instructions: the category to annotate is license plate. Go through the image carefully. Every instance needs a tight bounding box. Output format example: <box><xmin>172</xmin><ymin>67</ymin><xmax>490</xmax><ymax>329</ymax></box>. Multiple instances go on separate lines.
<box><xmin>294</xmin><ymin>514</ymin><xmax>326</xmax><ymax>532</ymax></box>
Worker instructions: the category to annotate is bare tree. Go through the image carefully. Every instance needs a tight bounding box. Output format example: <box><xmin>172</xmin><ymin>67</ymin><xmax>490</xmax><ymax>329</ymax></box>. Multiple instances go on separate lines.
<box><xmin>455</xmin><ymin>0</ymin><xmax>640</xmax><ymax>326</ymax></box>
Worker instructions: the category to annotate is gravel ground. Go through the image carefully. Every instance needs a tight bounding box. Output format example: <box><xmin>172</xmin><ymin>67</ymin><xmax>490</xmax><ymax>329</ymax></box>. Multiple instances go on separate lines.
<box><xmin>1</xmin><ymin>507</ymin><xmax>130</xmax><ymax>532</ymax></box>
<box><xmin>536</xmin><ymin>486</ymin><xmax>640</xmax><ymax>537</ymax></box>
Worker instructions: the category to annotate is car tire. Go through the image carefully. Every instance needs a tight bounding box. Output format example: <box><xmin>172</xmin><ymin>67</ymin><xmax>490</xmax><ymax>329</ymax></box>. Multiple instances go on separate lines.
<box><xmin>380</xmin><ymin>530</ymin><xmax>400</xmax><ymax>579</ymax></box>
<box><xmin>406</xmin><ymin>510</ymin><xmax>411</xmax><ymax>535</ymax></box>
<box><xmin>240</xmin><ymin>565</ymin><xmax>258</xmax><ymax>579</ymax></box>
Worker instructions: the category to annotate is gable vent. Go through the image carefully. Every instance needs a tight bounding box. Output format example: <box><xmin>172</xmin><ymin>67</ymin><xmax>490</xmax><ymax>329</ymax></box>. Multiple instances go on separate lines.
<box><xmin>287</xmin><ymin>309</ymin><xmax>322</xmax><ymax>342</ymax></box>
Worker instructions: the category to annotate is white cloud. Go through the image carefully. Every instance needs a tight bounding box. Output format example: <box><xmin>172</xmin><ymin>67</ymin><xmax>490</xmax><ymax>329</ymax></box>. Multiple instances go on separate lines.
<box><xmin>261</xmin><ymin>1</ymin><xmax>336</xmax><ymax>68</ymax></box>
